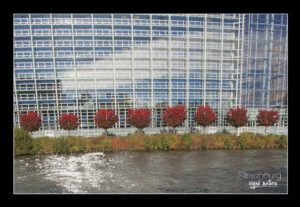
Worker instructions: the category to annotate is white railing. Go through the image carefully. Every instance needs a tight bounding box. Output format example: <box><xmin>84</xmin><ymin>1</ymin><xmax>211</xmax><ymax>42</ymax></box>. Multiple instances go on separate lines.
<box><xmin>17</xmin><ymin>96</ymin><xmax>36</xmax><ymax>101</ymax></box>
<box><xmin>54</xmin><ymin>29</ymin><xmax>72</xmax><ymax>35</ymax></box>
<box><xmin>17</xmin><ymin>85</ymin><xmax>35</xmax><ymax>90</ymax></box>
<box><xmin>34</xmin><ymin>41</ymin><xmax>52</xmax><ymax>47</ymax></box>
<box><xmin>94</xmin><ymin>29</ymin><xmax>112</xmax><ymax>36</ymax></box>
<box><xmin>55</xmin><ymin>52</ymin><xmax>73</xmax><ymax>58</ymax></box>
<box><xmin>14</xmin><ymin>30</ymin><xmax>30</xmax><ymax>36</ymax></box>
<box><xmin>171</xmin><ymin>73</ymin><xmax>186</xmax><ymax>79</ymax></box>
<box><xmin>224</xmin><ymin>23</ymin><xmax>236</xmax><ymax>29</ymax></box>
<box><xmin>152</xmin><ymin>19</ymin><xmax>168</xmax><ymax>26</ymax></box>
<box><xmin>36</xmin><ymin>73</ymin><xmax>55</xmax><ymax>79</ymax></box>
<box><xmin>114</xmin><ymin>19</ymin><xmax>131</xmax><ymax>25</ymax></box>
<box><xmin>15</xmin><ymin>73</ymin><xmax>34</xmax><ymax>79</ymax></box>
<box><xmin>207</xmin><ymin>22</ymin><xmax>221</xmax><ymax>28</ymax></box>
<box><xmin>55</xmin><ymin>63</ymin><xmax>74</xmax><ymax>69</ymax></box>
<box><xmin>74</xmin><ymin>29</ymin><xmax>93</xmax><ymax>36</ymax></box>
<box><xmin>14</xmin><ymin>52</ymin><xmax>32</xmax><ymax>59</ymax></box>
<box><xmin>133</xmin><ymin>19</ymin><xmax>150</xmax><ymax>26</ymax></box>
<box><xmin>134</xmin><ymin>30</ymin><xmax>150</xmax><ymax>36</ymax></box>
<box><xmin>189</xmin><ymin>52</ymin><xmax>203</xmax><ymax>58</ymax></box>
<box><xmin>114</xmin><ymin>30</ymin><xmax>131</xmax><ymax>36</ymax></box>
<box><xmin>206</xmin><ymin>53</ymin><xmax>221</xmax><ymax>59</ymax></box>
<box><xmin>172</xmin><ymin>31</ymin><xmax>186</xmax><ymax>37</ymax></box>
<box><xmin>206</xmin><ymin>73</ymin><xmax>219</xmax><ymax>79</ymax></box>
<box><xmin>75</xmin><ymin>51</ymin><xmax>94</xmax><ymax>58</ymax></box>
<box><xmin>153</xmin><ymin>52</ymin><xmax>168</xmax><ymax>58</ymax></box>
<box><xmin>95</xmin><ymin>41</ymin><xmax>112</xmax><ymax>47</ymax></box>
<box><xmin>154</xmin><ymin>84</ymin><xmax>168</xmax><ymax>89</ymax></box>
<box><xmin>75</xmin><ymin>41</ymin><xmax>93</xmax><ymax>47</ymax></box>
<box><xmin>95</xmin><ymin>51</ymin><xmax>112</xmax><ymax>57</ymax></box>
<box><xmin>115</xmin><ymin>53</ymin><xmax>131</xmax><ymax>58</ymax></box>
<box><xmin>207</xmin><ymin>33</ymin><xmax>222</xmax><ymax>39</ymax></box>
<box><xmin>189</xmin><ymin>82</ymin><xmax>203</xmax><ymax>87</ymax></box>
<box><xmin>14</xmin><ymin>41</ymin><xmax>32</xmax><ymax>47</ymax></box>
<box><xmin>189</xmin><ymin>21</ymin><xmax>204</xmax><ymax>27</ymax></box>
<box><xmin>14</xmin><ymin>18</ymin><xmax>30</xmax><ymax>25</ymax></box>
<box><xmin>171</xmin><ymin>20</ymin><xmax>186</xmax><ymax>26</ymax></box>
<box><xmin>152</xmin><ymin>41</ymin><xmax>168</xmax><ymax>47</ymax></box>
<box><xmin>189</xmin><ymin>31</ymin><xmax>204</xmax><ymax>37</ymax></box>
<box><xmin>57</xmin><ymin>73</ymin><xmax>76</xmax><ymax>78</ymax></box>
<box><xmin>134</xmin><ymin>52</ymin><xmax>150</xmax><ymax>58</ymax></box>
<box><xmin>37</xmin><ymin>84</ymin><xmax>55</xmax><ymax>90</ymax></box>
<box><xmin>152</xmin><ymin>31</ymin><xmax>168</xmax><ymax>37</ymax></box>
<box><xmin>35</xmin><ymin>52</ymin><xmax>53</xmax><ymax>58</ymax></box>
<box><xmin>35</xmin><ymin>63</ymin><xmax>53</xmax><ymax>69</ymax></box>
<box><xmin>52</xmin><ymin>18</ymin><xmax>73</xmax><ymax>24</ymax></box>
<box><xmin>171</xmin><ymin>52</ymin><xmax>186</xmax><ymax>58</ymax></box>
<box><xmin>223</xmin><ymin>33</ymin><xmax>235</xmax><ymax>39</ymax></box>
<box><xmin>115</xmin><ymin>42</ymin><xmax>131</xmax><ymax>47</ymax></box>
<box><xmin>93</xmin><ymin>18</ymin><xmax>112</xmax><ymax>25</ymax></box>
<box><xmin>55</xmin><ymin>40</ymin><xmax>73</xmax><ymax>47</ymax></box>
<box><xmin>73</xmin><ymin>18</ymin><xmax>93</xmax><ymax>24</ymax></box>
<box><xmin>31</xmin><ymin>18</ymin><xmax>51</xmax><ymax>24</ymax></box>
<box><xmin>32</xmin><ymin>30</ymin><xmax>51</xmax><ymax>36</ymax></box>
<box><xmin>15</xmin><ymin>63</ymin><xmax>33</xmax><ymax>69</ymax></box>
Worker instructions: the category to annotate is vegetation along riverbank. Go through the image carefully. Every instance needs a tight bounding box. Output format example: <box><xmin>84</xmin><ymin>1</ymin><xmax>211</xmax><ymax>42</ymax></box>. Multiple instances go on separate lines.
<box><xmin>14</xmin><ymin>128</ymin><xmax>287</xmax><ymax>156</ymax></box>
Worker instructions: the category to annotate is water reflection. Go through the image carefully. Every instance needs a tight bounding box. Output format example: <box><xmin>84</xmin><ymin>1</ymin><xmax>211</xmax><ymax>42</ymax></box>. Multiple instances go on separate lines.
<box><xmin>14</xmin><ymin>150</ymin><xmax>287</xmax><ymax>194</ymax></box>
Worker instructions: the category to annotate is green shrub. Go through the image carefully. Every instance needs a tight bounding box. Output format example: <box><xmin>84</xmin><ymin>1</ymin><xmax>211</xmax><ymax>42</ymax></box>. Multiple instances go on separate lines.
<box><xmin>160</xmin><ymin>136</ymin><xmax>171</xmax><ymax>150</ymax></box>
<box><xmin>201</xmin><ymin>137</ymin><xmax>208</xmax><ymax>149</ymax></box>
<box><xmin>30</xmin><ymin>142</ymin><xmax>42</xmax><ymax>154</ymax></box>
<box><xmin>69</xmin><ymin>143</ymin><xmax>86</xmax><ymax>154</ymax></box>
<box><xmin>224</xmin><ymin>138</ymin><xmax>233</xmax><ymax>149</ymax></box>
<box><xmin>14</xmin><ymin>127</ymin><xmax>33</xmax><ymax>156</ymax></box>
<box><xmin>236</xmin><ymin>137</ymin><xmax>248</xmax><ymax>149</ymax></box>
<box><xmin>144</xmin><ymin>139</ymin><xmax>153</xmax><ymax>151</ymax></box>
<box><xmin>275</xmin><ymin>135</ymin><xmax>287</xmax><ymax>148</ymax></box>
<box><xmin>182</xmin><ymin>133</ymin><xmax>192</xmax><ymax>149</ymax></box>
<box><xmin>144</xmin><ymin>138</ymin><xmax>161</xmax><ymax>150</ymax></box>
<box><xmin>52</xmin><ymin>138</ymin><xmax>70</xmax><ymax>154</ymax></box>
<box><xmin>101</xmin><ymin>138</ymin><xmax>112</xmax><ymax>151</ymax></box>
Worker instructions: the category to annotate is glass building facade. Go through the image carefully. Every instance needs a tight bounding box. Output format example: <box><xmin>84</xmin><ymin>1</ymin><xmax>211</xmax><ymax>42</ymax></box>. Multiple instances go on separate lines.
<box><xmin>241</xmin><ymin>14</ymin><xmax>288</xmax><ymax>127</ymax></box>
<box><xmin>13</xmin><ymin>13</ymin><xmax>288</xmax><ymax>136</ymax></box>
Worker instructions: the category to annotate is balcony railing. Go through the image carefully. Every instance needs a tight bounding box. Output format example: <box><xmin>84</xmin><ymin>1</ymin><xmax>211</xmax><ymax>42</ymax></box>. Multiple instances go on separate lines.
<box><xmin>52</xmin><ymin>18</ymin><xmax>73</xmax><ymax>24</ymax></box>
<box><xmin>34</xmin><ymin>41</ymin><xmax>52</xmax><ymax>47</ymax></box>
<box><xmin>133</xmin><ymin>19</ymin><xmax>150</xmax><ymax>26</ymax></box>
<box><xmin>34</xmin><ymin>53</ymin><xmax>53</xmax><ymax>58</ymax></box>
<box><xmin>113</xmin><ymin>19</ymin><xmax>131</xmax><ymax>25</ymax></box>
<box><xmin>32</xmin><ymin>30</ymin><xmax>51</xmax><ymax>36</ymax></box>
<box><xmin>15</xmin><ymin>64</ymin><xmax>33</xmax><ymax>69</ymax></box>
<box><xmin>14</xmin><ymin>30</ymin><xmax>30</xmax><ymax>36</ymax></box>
<box><xmin>189</xmin><ymin>31</ymin><xmax>204</xmax><ymax>37</ymax></box>
<box><xmin>152</xmin><ymin>19</ymin><xmax>168</xmax><ymax>26</ymax></box>
<box><xmin>55</xmin><ymin>41</ymin><xmax>73</xmax><ymax>47</ymax></box>
<box><xmin>15</xmin><ymin>73</ymin><xmax>34</xmax><ymax>80</ymax></box>
<box><xmin>53</xmin><ymin>30</ymin><xmax>72</xmax><ymax>36</ymax></box>
<box><xmin>14</xmin><ymin>52</ymin><xmax>32</xmax><ymax>59</ymax></box>
<box><xmin>14</xmin><ymin>41</ymin><xmax>32</xmax><ymax>47</ymax></box>
<box><xmin>14</xmin><ymin>18</ymin><xmax>30</xmax><ymax>25</ymax></box>
<box><xmin>171</xmin><ymin>20</ymin><xmax>186</xmax><ymax>26</ymax></box>
<box><xmin>93</xmin><ymin>18</ymin><xmax>112</xmax><ymax>25</ymax></box>
<box><xmin>73</xmin><ymin>18</ymin><xmax>93</xmax><ymax>25</ymax></box>
<box><xmin>31</xmin><ymin>18</ymin><xmax>51</xmax><ymax>24</ymax></box>
<box><xmin>16</xmin><ymin>85</ymin><xmax>35</xmax><ymax>90</ymax></box>
<box><xmin>74</xmin><ymin>30</ymin><xmax>94</xmax><ymax>36</ymax></box>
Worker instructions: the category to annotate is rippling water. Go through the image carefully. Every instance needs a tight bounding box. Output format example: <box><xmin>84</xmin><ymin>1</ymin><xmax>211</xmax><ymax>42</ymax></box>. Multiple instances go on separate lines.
<box><xmin>14</xmin><ymin>150</ymin><xmax>287</xmax><ymax>194</ymax></box>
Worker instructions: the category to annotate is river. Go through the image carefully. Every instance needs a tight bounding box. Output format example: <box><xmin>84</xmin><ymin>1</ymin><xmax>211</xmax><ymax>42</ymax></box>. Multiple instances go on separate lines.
<box><xmin>14</xmin><ymin>149</ymin><xmax>287</xmax><ymax>194</ymax></box>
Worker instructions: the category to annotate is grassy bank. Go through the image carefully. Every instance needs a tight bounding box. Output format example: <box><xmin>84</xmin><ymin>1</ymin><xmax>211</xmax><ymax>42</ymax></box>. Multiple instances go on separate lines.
<box><xmin>14</xmin><ymin>128</ymin><xmax>288</xmax><ymax>156</ymax></box>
